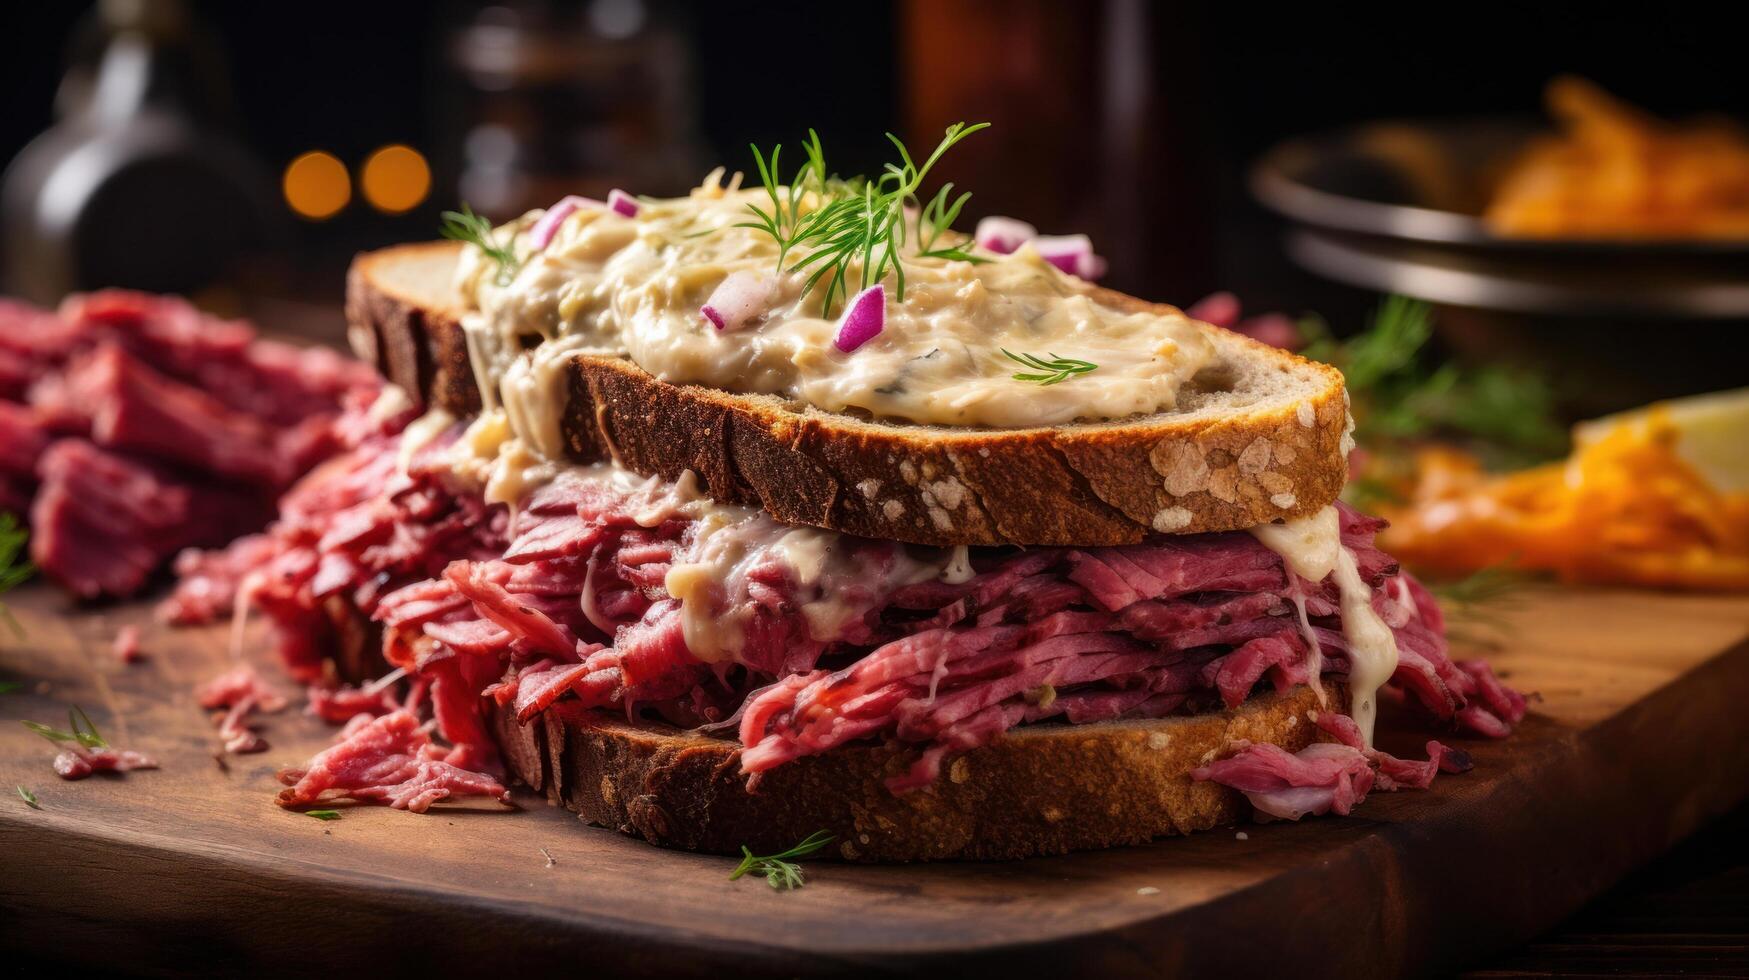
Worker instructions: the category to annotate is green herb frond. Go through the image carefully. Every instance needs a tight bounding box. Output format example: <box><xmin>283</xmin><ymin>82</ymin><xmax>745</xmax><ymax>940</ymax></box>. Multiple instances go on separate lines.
<box><xmin>0</xmin><ymin>513</ymin><xmax>31</xmax><ymax>639</ymax></box>
<box><xmin>441</xmin><ymin>204</ymin><xmax>520</xmax><ymax>285</ymax></box>
<box><xmin>23</xmin><ymin>705</ymin><xmax>107</xmax><ymax>750</ymax></box>
<box><xmin>739</xmin><ymin>122</ymin><xmax>990</xmax><ymax>315</ymax></box>
<box><xmin>17</xmin><ymin>785</ymin><xmax>39</xmax><ymax>809</ymax></box>
<box><xmin>1306</xmin><ymin>297</ymin><xmax>1565</xmax><ymax>467</ymax></box>
<box><xmin>729</xmin><ymin>830</ymin><xmax>835</xmax><ymax>890</ymax></box>
<box><xmin>306</xmin><ymin>809</ymin><xmax>342</xmax><ymax>821</ymax></box>
<box><xmin>1002</xmin><ymin>349</ymin><xmax>1100</xmax><ymax>386</ymax></box>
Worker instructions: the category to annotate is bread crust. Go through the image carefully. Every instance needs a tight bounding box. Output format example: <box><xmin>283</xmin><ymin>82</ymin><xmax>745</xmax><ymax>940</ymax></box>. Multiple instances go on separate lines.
<box><xmin>490</xmin><ymin>684</ymin><xmax>1345</xmax><ymax>862</ymax></box>
<box><xmin>348</xmin><ymin>242</ymin><xmax>1350</xmax><ymax>546</ymax></box>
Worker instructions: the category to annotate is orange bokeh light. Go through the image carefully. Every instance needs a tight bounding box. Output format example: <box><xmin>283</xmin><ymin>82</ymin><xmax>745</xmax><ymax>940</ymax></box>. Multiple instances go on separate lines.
<box><xmin>282</xmin><ymin>150</ymin><xmax>351</xmax><ymax>220</ymax></box>
<box><xmin>361</xmin><ymin>144</ymin><xmax>432</xmax><ymax>214</ymax></box>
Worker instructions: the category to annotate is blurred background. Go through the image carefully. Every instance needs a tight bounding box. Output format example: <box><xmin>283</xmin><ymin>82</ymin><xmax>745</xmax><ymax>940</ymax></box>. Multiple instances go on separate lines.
<box><xmin>3</xmin><ymin>0</ymin><xmax>1746</xmax><ymax>409</ymax></box>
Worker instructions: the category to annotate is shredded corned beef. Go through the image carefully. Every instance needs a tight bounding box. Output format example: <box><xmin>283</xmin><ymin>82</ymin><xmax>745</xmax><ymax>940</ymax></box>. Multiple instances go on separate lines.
<box><xmin>0</xmin><ymin>290</ymin><xmax>376</xmax><ymax>598</ymax></box>
<box><xmin>275</xmin><ymin>709</ymin><xmax>510</xmax><ymax>812</ymax></box>
<box><xmin>306</xmin><ymin>672</ymin><xmax>409</xmax><ymax>724</ymax></box>
<box><xmin>53</xmin><ymin>744</ymin><xmax>159</xmax><ymax>780</ymax></box>
<box><xmin>182</xmin><ymin>407</ymin><xmax>1526</xmax><ymax>817</ymax></box>
<box><xmin>197</xmin><ymin>664</ymin><xmax>288</xmax><ymax>754</ymax></box>
<box><xmin>113</xmin><ymin>625</ymin><xmax>143</xmax><ymax>664</ymax></box>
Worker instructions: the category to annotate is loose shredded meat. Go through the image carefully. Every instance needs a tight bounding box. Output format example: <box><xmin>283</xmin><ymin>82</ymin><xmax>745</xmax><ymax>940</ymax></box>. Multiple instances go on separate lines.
<box><xmin>275</xmin><ymin>710</ymin><xmax>510</xmax><ymax>812</ymax></box>
<box><xmin>192</xmin><ymin>406</ymin><xmax>1525</xmax><ymax>813</ymax></box>
<box><xmin>0</xmin><ymin>290</ymin><xmax>376</xmax><ymax>598</ymax></box>
<box><xmin>112</xmin><ymin>625</ymin><xmax>143</xmax><ymax>664</ymax></box>
<box><xmin>197</xmin><ymin>664</ymin><xmax>288</xmax><ymax>754</ymax></box>
<box><xmin>53</xmin><ymin>744</ymin><xmax>159</xmax><ymax>780</ymax></box>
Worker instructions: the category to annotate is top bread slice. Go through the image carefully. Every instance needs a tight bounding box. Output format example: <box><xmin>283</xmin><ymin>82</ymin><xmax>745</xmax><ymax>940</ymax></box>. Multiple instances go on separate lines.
<box><xmin>347</xmin><ymin>241</ymin><xmax>1350</xmax><ymax>547</ymax></box>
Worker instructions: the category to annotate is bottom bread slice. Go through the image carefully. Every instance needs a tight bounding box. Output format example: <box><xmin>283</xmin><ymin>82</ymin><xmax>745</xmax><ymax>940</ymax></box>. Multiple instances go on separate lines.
<box><xmin>489</xmin><ymin>683</ymin><xmax>1347</xmax><ymax>862</ymax></box>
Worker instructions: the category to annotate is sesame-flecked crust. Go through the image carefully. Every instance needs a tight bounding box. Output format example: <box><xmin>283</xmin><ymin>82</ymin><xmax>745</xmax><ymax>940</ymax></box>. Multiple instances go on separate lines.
<box><xmin>491</xmin><ymin>684</ymin><xmax>1344</xmax><ymax>862</ymax></box>
<box><xmin>348</xmin><ymin>242</ymin><xmax>1350</xmax><ymax>547</ymax></box>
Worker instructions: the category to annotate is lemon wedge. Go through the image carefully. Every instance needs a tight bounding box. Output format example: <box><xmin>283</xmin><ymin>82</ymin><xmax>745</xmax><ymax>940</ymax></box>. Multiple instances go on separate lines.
<box><xmin>1574</xmin><ymin>387</ymin><xmax>1749</xmax><ymax>493</ymax></box>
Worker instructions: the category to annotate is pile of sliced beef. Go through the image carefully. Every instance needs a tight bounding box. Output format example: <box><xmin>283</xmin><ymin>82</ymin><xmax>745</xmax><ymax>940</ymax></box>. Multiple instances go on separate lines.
<box><xmin>176</xmin><ymin>406</ymin><xmax>1525</xmax><ymax>815</ymax></box>
<box><xmin>0</xmin><ymin>291</ymin><xmax>377</xmax><ymax>598</ymax></box>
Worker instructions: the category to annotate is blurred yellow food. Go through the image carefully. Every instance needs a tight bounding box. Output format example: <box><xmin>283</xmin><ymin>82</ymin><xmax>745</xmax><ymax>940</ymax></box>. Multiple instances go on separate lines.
<box><xmin>1379</xmin><ymin>388</ymin><xmax>1749</xmax><ymax>590</ymax></box>
<box><xmin>1485</xmin><ymin>76</ymin><xmax>1749</xmax><ymax>239</ymax></box>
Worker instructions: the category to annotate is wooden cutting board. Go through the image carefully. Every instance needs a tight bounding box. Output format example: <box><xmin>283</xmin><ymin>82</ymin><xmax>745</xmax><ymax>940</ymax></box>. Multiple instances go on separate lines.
<box><xmin>2</xmin><ymin>583</ymin><xmax>1747</xmax><ymax>978</ymax></box>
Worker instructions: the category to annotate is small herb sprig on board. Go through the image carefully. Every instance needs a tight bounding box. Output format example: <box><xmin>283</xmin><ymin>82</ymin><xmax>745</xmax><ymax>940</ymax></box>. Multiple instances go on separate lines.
<box><xmin>729</xmin><ymin>830</ymin><xmax>835</xmax><ymax>890</ymax></box>
<box><xmin>1429</xmin><ymin>562</ymin><xmax>1542</xmax><ymax>649</ymax></box>
<box><xmin>17</xmin><ymin>785</ymin><xmax>40</xmax><ymax>809</ymax></box>
<box><xmin>0</xmin><ymin>513</ymin><xmax>32</xmax><ymax>639</ymax></box>
<box><xmin>306</xmin><ymin>809</ymin><xmax>342</xmax><ymax>822</ymax></box>
<box><xmin>441</xmin><ymin>204</ymin><xmax>520</xmax><ymax>285</ymax></box>
<box><xmin>1002</xmin><ymin>350</ymin><xmax>1100</xmax><ymax>386</ymax></box>
<box><xmin>1300</xmin><ymin>297</ymin><xmax>1565</xmax><ymax>472</ymax></box>
<box><xmin>22</xmin><ymin>706</ymin><xmax>107</xmax><ymax>750</ymax></box>
<box><xmin>739</xmin><ymin>122</ymin><xmax>990</xmax><ymax>316</ymax></box>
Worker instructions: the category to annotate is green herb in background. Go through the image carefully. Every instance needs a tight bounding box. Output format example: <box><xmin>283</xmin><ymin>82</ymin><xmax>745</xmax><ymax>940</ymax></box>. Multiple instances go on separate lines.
<box><xmin>17</xmin><ymin>785</ymin><xmax>39</xmax><ymax>809</ymax></box>
<box><xmin>0</xmin><ymin>681</ymin><xmax>20</xmax><ymax>694</ymax></box>
<box><xmin>741</xmin><ymin>122</ymin><xmax>990</xmax><ymax>316</ymax></box>
<box><xmin>1428</xmin><ymin>562</ymin><xmax>1542</xmax><ymax>649</ymax></box>
<box><xmin>0</xmin><ymin>513</ymin><xmax>32</xmax><ymax>639</ymax></box>
<box><xmin>1002</xmin><ymin>350</ymin><xmax>1100</xmax><ymax>386</ymax></box>
<box><xmin>441</xmin><ymin>204</ymin><xmax>520</xmax><ymax>285</ymax></box>
<box><xmin>22</xmin><ymin>706</ymin><xmax>107</xmax><ymax>750</ymax></box>
<box><xmin>306</xmin><ymin>809</ymin><xmax>342</xmax><ymax>822</ymax></box>
<box><xmin>1300</xmin><ymin>297</ymin><xmax>1566</xmax><ymax>471</ymax></box>
<box><xmin>729</xmin><ymin>830</ymin><xmax>835</xmax><ymax>890</ymax></box>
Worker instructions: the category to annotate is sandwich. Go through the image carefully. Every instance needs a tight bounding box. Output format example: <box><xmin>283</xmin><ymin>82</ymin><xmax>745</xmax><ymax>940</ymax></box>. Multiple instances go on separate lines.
<box><xmin>178</xmin><ymin>125</ymin><xmax>1524</xmax><ymax>861</ymax></box>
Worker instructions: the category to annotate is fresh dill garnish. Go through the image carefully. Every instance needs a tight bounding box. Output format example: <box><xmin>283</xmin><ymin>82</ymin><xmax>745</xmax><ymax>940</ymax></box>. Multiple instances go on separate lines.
<box><xmin>1429</xmin><ymin>562</ymin><xmax>1541</xmax><ymax>648</ymax></box>
<box><xmin>729</xmin><ymin>830</ymin><xmax>835</xmax><ymax>890</ymax></box>
<box><xmin>1301</xmin><ymin>297</ymin><xmax>1565</xmax><ymax>473</ymax></box>
<box><xmin>0</xmin><ymin>513</ymin><xmax>32</xmax><ymax>639</ymax></box>
<box><xmin>739</xmin><ymin>122</ymin><xmax>990</xmax><ymax>316</ymax></box>
<box><xmin>306</xmin><ymin>809</ymin><xmax>342</xmax><ymax>822</ymax></box>
<box><xmin>22</xmin><ymin>706</ymin><xmax>107</xmax><ymax>750</ymax></box>
<box><xmin>1002</xmin><ymin>349</ymin><xmax>1100</xmax><ymax>386</ymax></box>
<box><xmin>17</xmin><ymin>785</ymin><xmax>39</xmax><ymax>809</ymax></box>
<box><xmin>441</xmin><ymin>204</ymin><xmax>519</xmax><ymax>285</ymax></box>
<box><xmin>0</xmin><ymin>681</ymin><xmax>20</xmax><ymax>694</ymax></box>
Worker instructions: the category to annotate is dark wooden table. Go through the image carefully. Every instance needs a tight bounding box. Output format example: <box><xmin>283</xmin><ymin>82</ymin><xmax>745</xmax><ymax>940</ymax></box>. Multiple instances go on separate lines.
<box><xmin>1468</xmin><ymin>802</ymin><xmax>1749</xmax><ymax>977</ymax></box>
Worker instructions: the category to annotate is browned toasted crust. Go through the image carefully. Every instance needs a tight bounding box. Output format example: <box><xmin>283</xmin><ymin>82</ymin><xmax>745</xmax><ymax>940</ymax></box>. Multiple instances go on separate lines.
<box><xmin>490</xmin><ymin>684</ymin><xmax>1345</xmax><ymax>862</ymax></box>
<box><xmin>347</xmin><ymin>242</ymin><xmax>1351</xmax><ymax>547</ymax></box>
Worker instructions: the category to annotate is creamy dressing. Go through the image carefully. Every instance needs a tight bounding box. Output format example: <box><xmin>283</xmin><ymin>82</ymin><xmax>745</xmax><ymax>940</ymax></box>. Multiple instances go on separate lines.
<box><xmin>1250</xmin><ymin>506</ymin><xmax>1401</xmax><ymax>745</ymax></box>
<box><xmin>442</xmin><ymin>420</ymin><xmax>952</xmax><ymax>663</ymax></box>
<box><xmin>453</xmin><ymin>174</ymin><xmax>1215</xmax><ymax>448</ymax></box>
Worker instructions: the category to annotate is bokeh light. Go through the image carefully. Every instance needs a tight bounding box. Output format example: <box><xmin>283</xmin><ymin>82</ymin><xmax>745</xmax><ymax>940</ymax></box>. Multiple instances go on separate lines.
<box><xmin>360</xmin><ymin>144</ymin><xmax>432</xmax><ymax>214</ymax></box>
<box><xmin>282</xmin><ymin>150</ymin><xmax>351</xmax><ymax>220</ymax></box>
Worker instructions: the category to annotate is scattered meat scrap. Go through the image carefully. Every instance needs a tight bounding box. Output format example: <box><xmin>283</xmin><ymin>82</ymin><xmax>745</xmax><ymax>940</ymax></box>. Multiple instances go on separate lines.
<box><xmin>53</xmin><ymin>744</ymin><xmax>158</xmax><ymax>780</ymax></box>
<box><xmin>275</xmin><ymin>709</ymin><xmax>510</xmax><ymax>813</ymax></box>
<box><xmin>196</xmin><ymin>663</ymin><xmax>288</xmax><ymax>754</ymax></box>
<box><xmin>112</xmin><ymin>624</ymin><xmax>143</xmax><ymax>664</ymax></box>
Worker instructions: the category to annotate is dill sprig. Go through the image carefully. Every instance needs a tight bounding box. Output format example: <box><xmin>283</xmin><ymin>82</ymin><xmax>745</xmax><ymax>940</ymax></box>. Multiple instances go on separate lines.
<box><xmin>23</xmin><ymin>706</ymin><xmax>107</xmax><ymax>750</ymax></box>
<box><xmin>1302</xmin><ymin>297</ymin><xmax>1565</xmax><ymax>472</ymax></box>
<box><xmin>1429</xmin><ymin>562</ymin><xmax>1542</xmax><ymax>649</ymax></box>
<box><xmin>1002</xmin><ymin>349</ymin><xmax>1100</xmax><ymax>386</ymax></box>
<box><xmin>441</xmin><ymin>204</ymin><xmax>519</xmax><ymax>285</ymax></box>
<box><xmin>729</xmin><ymin>830</ymin><xmax>835</xmax><ymax>890</ymax></box>
<box><xmin>740</xmin><ymin>122</ymin><xmax>990</xmax><ymax>316</ymax></box>
<box><xmin>306</xmin><ymin>809</ymin><xmax>342</xmax><ymax>822</ymax></box>
<box><xmin>0</xmin><ymin>513</ymin><xmax>32</xmax><ymax>639</ymax></box>
<box><xmin>17</xmin><ymin>785</ymin><xmax>39</xmax><ymax>810</ymax></box>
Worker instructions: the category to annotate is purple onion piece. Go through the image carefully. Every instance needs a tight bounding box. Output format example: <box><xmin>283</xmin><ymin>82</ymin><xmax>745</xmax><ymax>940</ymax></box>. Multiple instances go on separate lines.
<box><xmin>1031</xmin><ymin>234</ymin><xmax>1108</xmax><ymax>280</ymax></box>
<box><xmin>833</xmin><ymin>284</ymin><xmax>886</xmax><ymax>352</ymax></box>
<box><xmin>973</xmin><ymin>215</ymin><xmax>1038</xmax><ymax>255</ymax></box>
<box><xmin>607</xmin><ymin>189</ymin><xmax>639</xmax><ymax>218</ymax></box>
<box><xmin>700</xmin><ymin>271</ymin><xmax>773</xmax><ymax>332</ymax></box>
<box><xmin>529</xmin><ymin>195</ymin><xmax>592</xmax><ymax>251</ymax></box>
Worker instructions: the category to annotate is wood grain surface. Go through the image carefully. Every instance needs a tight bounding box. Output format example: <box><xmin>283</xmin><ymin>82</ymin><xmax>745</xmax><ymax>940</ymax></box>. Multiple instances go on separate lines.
<box><xmin>1</xmin><ymin>583</ymin><xmax>1747</xmax><ymax>978</ymax></box>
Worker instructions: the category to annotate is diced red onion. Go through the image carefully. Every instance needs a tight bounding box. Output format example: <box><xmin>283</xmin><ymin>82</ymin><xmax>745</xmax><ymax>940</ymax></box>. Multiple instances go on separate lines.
<box><xmin>607</xmin><ymin>188</ymin><xmax>639</xmax><ymax>218</ymax></box>
<box><xmin>1186</xmin><ymin>291</ymin><xmax>1242</xmax><ymax>329</ymax></box>
<box><xmin>974</xmin><ymin>215</ymin><xmax>1038</xmax><ymax>255</ymax></box>
<box><xmin>1031</xmin><ymin>234</ymin><xmax>1108</xmax><ymax>280</ymax></box>
<box><xmin>529</xmin><ymin>195</ymin><xmax>591</xmax><ymax>251</ymax></box>
<box><xmin>833</xmin><ymin>284</ymin><xmax>886</xmax><ymax>352</ymax></box>
<box><xmin>700</xmin><ymin>271</ymin><xmax>773</xmax><ymax>332</ymax></box>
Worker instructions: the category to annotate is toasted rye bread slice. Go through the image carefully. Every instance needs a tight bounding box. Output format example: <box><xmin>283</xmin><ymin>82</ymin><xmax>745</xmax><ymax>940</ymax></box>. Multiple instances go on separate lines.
<box><xmin>489</xmin><ymin>683</ymin><xmax>1344</xmax><ymax>862</ymax></box>
<box><xmin>348</xmin><ymin>242</ymin><xmax>1350</xmax><ymax>547</ymax></box>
